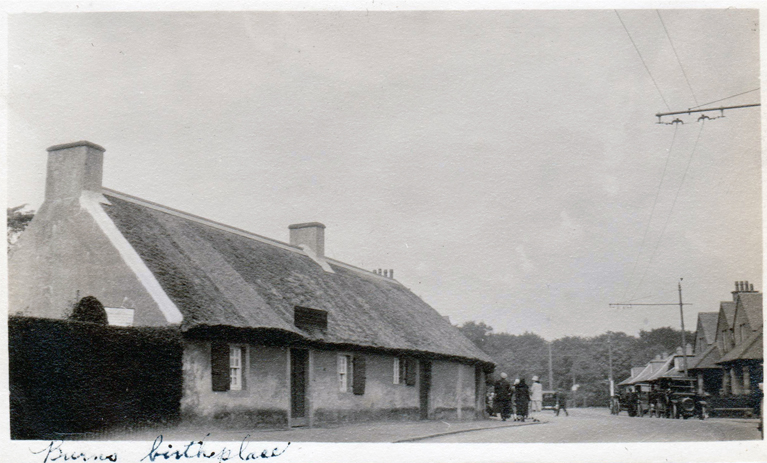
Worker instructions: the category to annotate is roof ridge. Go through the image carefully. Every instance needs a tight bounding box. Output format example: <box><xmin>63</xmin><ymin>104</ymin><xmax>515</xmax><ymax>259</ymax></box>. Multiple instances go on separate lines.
<box><xmin>102</xmin><ymin>188</ymin><xmax>301</xmax><ymax>253</ymax></box>
<box><xmin>101</xmin><ymin>187</ymin><xmax>399</xmax><ymax>283</ymax></box>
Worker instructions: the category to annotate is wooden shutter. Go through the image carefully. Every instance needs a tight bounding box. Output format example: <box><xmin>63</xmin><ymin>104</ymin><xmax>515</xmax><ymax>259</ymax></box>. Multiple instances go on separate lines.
<box><xmin>352</xmin><ymin>356</ymin><xmax>366</xmax><ymax>395</ymax></box>
<box><xmin>405</xmin><ymin>358</ymin><xmax>417</xmax><ymax>386</ymax></box>
<box><xmin>211</xmin><ymin>341</ymin><xmax>230</xmax><ymax>392</ymax></box>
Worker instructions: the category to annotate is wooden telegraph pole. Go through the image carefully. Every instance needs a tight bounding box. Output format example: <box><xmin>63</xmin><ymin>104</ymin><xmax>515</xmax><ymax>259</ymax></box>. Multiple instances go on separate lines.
<box><xmin>609</xmin><ymin>279</ymin><xmax>693</xmax><ymax>376</ymax></box>
<box><xmin>548</xmin><ymin>342</ymin><xmax>554</xmax><ymax>391</ymax></box>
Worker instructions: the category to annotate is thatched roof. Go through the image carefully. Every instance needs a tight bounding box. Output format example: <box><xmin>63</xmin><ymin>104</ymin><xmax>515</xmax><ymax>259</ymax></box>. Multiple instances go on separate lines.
<box><xmin>718</xmin><ymin>331</ymin><xmax>763</xmax><ymax>364</ymax></box>
<box><xmin>101</xmin><ymin>189</ymin><xmax>493</xmax><ymax>366</ymax></box>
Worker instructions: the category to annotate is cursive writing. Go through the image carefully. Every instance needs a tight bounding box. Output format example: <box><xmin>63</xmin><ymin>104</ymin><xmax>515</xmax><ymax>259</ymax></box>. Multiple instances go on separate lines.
<box><xmin>31</xmin><ymin>441</ymin><xmax>118</xmax><ymax>463</ymax></box>
<box><xmin>142</xmin><ymin>435</ymin><xmax>290</xmax><ymax>462</ymax></box>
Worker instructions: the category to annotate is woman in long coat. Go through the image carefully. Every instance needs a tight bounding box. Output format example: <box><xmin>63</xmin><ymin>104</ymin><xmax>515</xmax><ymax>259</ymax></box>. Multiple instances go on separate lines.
<box><xmin>495</xmin><ymin>373</ymin><xmax>513</xmax><ymax>421</ymax></box>
<box><xmin>515</xmin><ymin>378</ymin><xmax>531</xmax><ymax>422</ymax></box>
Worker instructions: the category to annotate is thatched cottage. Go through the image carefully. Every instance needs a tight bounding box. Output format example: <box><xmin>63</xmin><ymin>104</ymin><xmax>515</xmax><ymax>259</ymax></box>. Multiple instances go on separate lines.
<box><xmin>9</xmin><ymin>141</ymin><xmax>495</xmax><ymax>430</ymax></box>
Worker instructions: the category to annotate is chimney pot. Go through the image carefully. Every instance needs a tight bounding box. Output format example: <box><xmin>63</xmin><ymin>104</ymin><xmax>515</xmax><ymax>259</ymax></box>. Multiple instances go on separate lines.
<box><xmin>389</xmin><ymin>269</ymin><xmax>394</xmax><ymax>279</ymax></box>
<box><xmin>750</xmin><ymin>283</ymin><xmax>754</xmax><ymax>292</ymax></box>
<box><xmin>288</xmin><ymin>222</ymin><xmax>326</xmax><ymax>258</ymax></box>
<box><xmin>45</xmin><ymin>141</ymin><xmax>106</xmax><ymax>202</ymax></box>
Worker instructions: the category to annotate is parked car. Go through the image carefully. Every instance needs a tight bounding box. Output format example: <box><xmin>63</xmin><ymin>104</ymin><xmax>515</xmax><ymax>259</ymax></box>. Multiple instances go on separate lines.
<box><xmin>542</xmin><ymin>391</ymin><xmax>557</xmax><ymax>410</ymax></box>
<box><xmin>612</xmin><ymin>386</ymin><xmax>653</xmax><ymax>417</ymax></box>
<box><xmin>667</xmin><ymin>379</ymin><xmax>707</xmax><ymax>420</ymax></box>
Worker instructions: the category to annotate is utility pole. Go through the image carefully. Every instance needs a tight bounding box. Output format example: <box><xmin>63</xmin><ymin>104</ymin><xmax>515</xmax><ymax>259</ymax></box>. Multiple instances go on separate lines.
<box><xmin>548</xmin><ymin>342</ymin><xmax>554</xmax><ymax>391</ymax></box>
<box><xmin>609</xmin><ymin>280</ymin><xmax>693</xmax><ymax>376</ymax></box>
<box><xmin>678</xmin><ymin>279</ymin><xmax>688</xmax><ymax>376</ymax></box>
<box><xmin>607</xmin><ymin>333</ymin><xmax>614</xmax><ymax>398</ymax></box>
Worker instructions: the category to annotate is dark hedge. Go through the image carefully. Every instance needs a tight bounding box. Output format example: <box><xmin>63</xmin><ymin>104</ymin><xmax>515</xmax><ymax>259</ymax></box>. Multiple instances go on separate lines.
<box><xmin>9</xmin><ymin>316</ymin><xmax>183</xmax><ymax>440</ymax></box>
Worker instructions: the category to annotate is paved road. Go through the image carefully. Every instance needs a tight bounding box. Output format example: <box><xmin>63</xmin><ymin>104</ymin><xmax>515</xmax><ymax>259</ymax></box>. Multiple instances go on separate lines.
<box><xmin>420</xmin><ymin>408</ymin><xmax>761</xmax><ymax>443</ymax></box>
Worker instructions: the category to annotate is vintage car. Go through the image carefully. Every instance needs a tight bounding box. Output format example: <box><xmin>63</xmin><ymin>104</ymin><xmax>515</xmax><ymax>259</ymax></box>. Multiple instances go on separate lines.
<box><xmin>542</xmin><ymin>391</ymin><xmax>557</xmax><ymax>410</ymax></box>
<box><xmin>667</xmin><ymin>379</ymin><xmax>707</xmax><ymax>419</ymax></box>
<box><xmin>612</xmin><ymin>388</ymin><xmax>649</xmax><ymax>417</ymax></box>
<box><xmin>648</xmin><ymin>388</ymin><xmax>671</xmax><ymax>418</ymax></box>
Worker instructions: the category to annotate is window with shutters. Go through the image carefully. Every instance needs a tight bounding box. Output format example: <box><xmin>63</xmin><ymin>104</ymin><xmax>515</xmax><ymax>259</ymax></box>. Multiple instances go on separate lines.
<box><xmin>393</xmin><ymin>356</ymin><xmax>416</xmax><ymax>386</ymax></box>
<box><xmin>211</xmin><ymin>342</ymin><xmax>247</xmax><ymax>392</ymax></box>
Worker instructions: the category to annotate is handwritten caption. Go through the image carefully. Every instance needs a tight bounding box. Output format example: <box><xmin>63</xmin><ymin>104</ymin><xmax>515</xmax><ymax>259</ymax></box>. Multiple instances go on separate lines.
<box><xmin>31</xmin><ymin>435</ymin><xmax>291</xmax><ymax>463</ymax></box>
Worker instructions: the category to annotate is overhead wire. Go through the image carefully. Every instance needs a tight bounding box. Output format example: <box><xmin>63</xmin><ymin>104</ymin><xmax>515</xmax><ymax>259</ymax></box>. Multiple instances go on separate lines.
<box><xmin>620</xmin><ymin>124</ymin><xmax>679</xmax><ymax>302</ymax></box>
<box><xmin>689</xmin><ymin>87</ymin><xmax>760</xmax><ymax>110</ymax></box>
<box><xmin>656</xmin><ymin>10</ymin><xmax>698</xmax><ymax>107</ymax></box>
<box><xmin>630</xmin><ymin>121</ymin><xmax>706</xmax><ymax>300</ymax></box>
<box><xmin>615</xmin><ymin>10</ymin><xmax>671</xmax><ymax>112</ymax></box>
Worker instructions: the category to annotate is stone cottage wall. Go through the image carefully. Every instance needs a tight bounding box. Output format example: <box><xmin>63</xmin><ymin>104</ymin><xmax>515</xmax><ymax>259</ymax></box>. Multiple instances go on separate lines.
<box><xmin>180</xmin><ymin>340</ymin><xmax>290</xmax><ymax>428</ymax></box>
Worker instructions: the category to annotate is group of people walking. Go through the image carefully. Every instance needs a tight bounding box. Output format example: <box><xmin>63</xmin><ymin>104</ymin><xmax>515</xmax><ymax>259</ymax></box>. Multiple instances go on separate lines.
<box><xmin>492</xmin><ymin>373</ymin><xmax>536</xmax><ymax>422</ymax></box>
<box><xmin>489</xmin><ymin>373</ymin><xmax>568</xmax><ymax>421</ymax></box>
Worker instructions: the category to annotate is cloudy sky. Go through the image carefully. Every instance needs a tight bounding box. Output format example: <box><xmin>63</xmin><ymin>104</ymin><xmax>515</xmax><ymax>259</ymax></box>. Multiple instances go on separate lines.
<box><xmin>6</xmin><ymin>7</ymin><xmax>761</xmax><ymax>340</ymax></box>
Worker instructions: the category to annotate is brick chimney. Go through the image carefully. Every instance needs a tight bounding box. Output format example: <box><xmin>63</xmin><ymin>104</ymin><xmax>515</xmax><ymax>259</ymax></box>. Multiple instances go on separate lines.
<box><xmin>45</xmin><ymin>141</ymin><xmax>106</xmax><ymax>202</ymax></box>
<box><xmin>289</xmin><ymin>222</ymin><xmax>326</xmax><ymax>258</ymax></box>
<box><xmin>732</xmin><ymin>280</ymin><xmax>755</xmax><ymax>301</ymax></box>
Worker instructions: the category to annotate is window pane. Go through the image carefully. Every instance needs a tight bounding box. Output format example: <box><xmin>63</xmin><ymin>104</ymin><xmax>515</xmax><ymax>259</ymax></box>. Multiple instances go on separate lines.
<box><xmin>230</xmin><ymin>346</ymin><xmax>242</xmax><ymax>391</ymax></box>
<box><xmin>393</xmin><ymin>357</ymin><xmax>400</xmax><ymax>384</ymax></box>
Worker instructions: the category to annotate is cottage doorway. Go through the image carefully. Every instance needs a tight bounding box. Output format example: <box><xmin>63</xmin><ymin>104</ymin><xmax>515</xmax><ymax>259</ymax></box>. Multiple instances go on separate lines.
<box><xmin>419</xmin><ymin>360</ymin><xmax>432</xmax><ymax>419</ymax></box>
<box><xmin>290</xmin><ymin>348</ymin><xmax>309</xmax><ymax>427</ymax></box>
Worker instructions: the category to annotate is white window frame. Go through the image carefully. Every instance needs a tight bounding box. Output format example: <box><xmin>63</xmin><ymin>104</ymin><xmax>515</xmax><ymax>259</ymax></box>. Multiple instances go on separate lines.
<box><xmin>393</xmin><ymin>357</ymin><xmax>401</xmax><ymax>384</ymax></box>
<box><xmin>338</xmin><ymin>354</ymin><xmax>353</xmax><ymax>392</ymax></box>
<box><xmin>230</xmin><ymin>345</ymin><xmax>246</xmax><ymax>391</ymax></box>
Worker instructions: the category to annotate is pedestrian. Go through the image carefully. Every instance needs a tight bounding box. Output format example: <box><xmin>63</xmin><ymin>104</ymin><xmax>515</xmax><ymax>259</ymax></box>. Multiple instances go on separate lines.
<box><xmin>515</xmin><ymin>377</ymin><xmax>530</xmax><ymax>422</ymax></box>
<box><xmin>531</xmin><ymin>375</ymin><xmax>543</xmax><ymax>413</ymax></box>
<box><xmin>495</xmin><ymin>373</ymin><xmax>513</xmax><ymax>421</ymax></box>
<box><xmin>555</xmin><ymin>389</ymin><xmax>569</xmax><ymax>416</ymax></box>
<box><xmin>512</xmin><ymin>378</ymin><xmax>520</xmax><ymax>421</ymax></box>
<box><xmin>485</xmin><ymin>389</ymin><xmax>496</xmax><ymax>417</ymax></box>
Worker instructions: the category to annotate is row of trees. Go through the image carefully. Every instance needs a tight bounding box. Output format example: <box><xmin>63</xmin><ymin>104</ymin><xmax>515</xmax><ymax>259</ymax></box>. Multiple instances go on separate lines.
<box><xmin>458</xmin><ymin>321</ymin><xmax>693</xmax><ymax>407</ymax></box>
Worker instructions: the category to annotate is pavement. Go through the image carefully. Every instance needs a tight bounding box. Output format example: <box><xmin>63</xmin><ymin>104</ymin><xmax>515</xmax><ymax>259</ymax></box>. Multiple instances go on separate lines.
<box><xmin>82</xmin><ymin>414</ymin><xmax>548</xmax><ymax>443</ymax></box>
<box><xmin>76</xmin><ymin>408</ymin><xmax>760</xmax><ymax>443</ymax></box>
<box><xmin>421</xmin><ymin>407</ymin><xmax>762</xmax><ymax>443</ymax></box>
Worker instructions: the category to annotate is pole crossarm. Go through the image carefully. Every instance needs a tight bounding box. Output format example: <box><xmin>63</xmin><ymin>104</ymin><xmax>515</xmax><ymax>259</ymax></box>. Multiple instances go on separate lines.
<box><xmin>609</xmin><ymin>303</ymin><xmax>692</xmax><ymax>307</ymax></box>
<box><xmin>655</xmin><ymin>103</ymin><xmax>760</xmax><ymax>118</ymax></box>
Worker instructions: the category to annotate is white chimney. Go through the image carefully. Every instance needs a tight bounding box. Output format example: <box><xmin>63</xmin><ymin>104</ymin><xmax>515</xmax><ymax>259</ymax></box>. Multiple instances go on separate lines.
<box><xmin>289</xmin><ymin>222</ymin><xmax>326</xmax><ymax>258</ymax></box>
<box><xmin>45</xmin><ymin>141</ymin><xmax>106</xmax><ymax>202</ymax></box>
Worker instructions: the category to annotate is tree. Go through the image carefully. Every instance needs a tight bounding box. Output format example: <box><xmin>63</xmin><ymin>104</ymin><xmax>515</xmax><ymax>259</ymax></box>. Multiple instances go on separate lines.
<box><xmin>457</xmin><ymin>318</ymin><xmax>698</xmax><ymax>407</ymax></box>
<box><xmin>7</xmin><ymin>205</ymin><xmax>35</xmax><ymax>249</ymax></box>
<box><xmin>456</xmin><ymin>321</ymin><xmax>494</xmax><ymax>351</ymax></box>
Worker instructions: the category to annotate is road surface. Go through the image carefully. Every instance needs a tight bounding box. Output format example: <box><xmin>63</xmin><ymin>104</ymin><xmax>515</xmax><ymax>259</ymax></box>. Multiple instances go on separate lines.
<box><xmin>419</xmin><ymin>408</ymin><xmax>761</xmax><ymax>443</ymax></box>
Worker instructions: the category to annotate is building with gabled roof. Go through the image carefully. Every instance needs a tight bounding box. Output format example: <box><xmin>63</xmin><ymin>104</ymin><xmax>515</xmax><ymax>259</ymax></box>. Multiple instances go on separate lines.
<box><xmin>715</xmin><ymin>282</ymin><xmax>762</xmax><ymax>400</ymax></box>
<box><xmin>9</xmin><ymin>141</ymin><xmax>495</xmax><ymax>429</ymax></box>
<box><xmin>693</xmin><ymin>312</ymin><xmax>719</xmax><ymax>353</ymax></box>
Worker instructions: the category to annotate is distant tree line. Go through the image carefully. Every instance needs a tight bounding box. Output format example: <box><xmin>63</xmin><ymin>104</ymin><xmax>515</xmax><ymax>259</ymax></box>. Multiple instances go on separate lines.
<box><xmin>457</xmin><ymin>321</ymin><xmax>693</xmax><ymax>407</ymax></box>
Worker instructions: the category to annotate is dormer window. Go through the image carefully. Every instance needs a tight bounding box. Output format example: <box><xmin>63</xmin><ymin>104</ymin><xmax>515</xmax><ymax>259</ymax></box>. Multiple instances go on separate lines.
<box><xmin>294</xmin><ymin>306</ymin><xmax>328</xmax><ymax>331</ymax></box>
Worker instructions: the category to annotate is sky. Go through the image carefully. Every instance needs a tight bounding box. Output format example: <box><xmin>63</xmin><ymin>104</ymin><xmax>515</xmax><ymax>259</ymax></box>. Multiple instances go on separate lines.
<box><xmin>6</xmin><ymin>7</ymin><xmax>762</xmax><ymax>340</ymax></box>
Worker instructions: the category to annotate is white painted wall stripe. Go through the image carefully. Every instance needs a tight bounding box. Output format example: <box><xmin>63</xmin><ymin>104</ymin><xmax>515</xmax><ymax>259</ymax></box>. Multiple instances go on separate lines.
<box><xmin>80</xmin><ymin>191</ymin><xmax>184</xmax><ymax>324</ymax></box>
